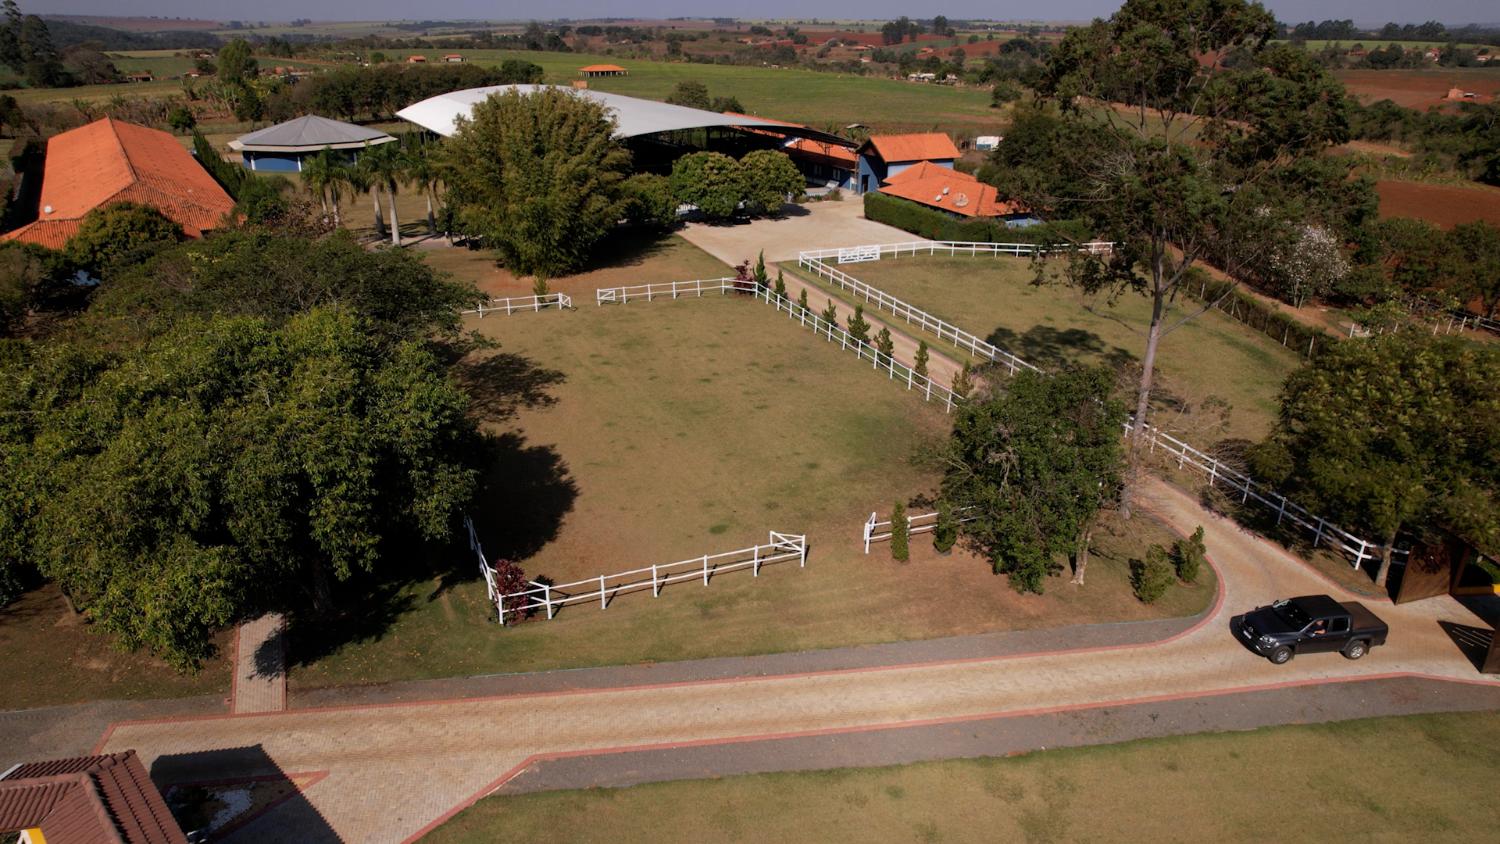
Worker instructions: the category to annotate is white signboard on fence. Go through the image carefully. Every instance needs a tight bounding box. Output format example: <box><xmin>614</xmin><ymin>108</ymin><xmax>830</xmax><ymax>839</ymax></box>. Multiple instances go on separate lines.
<box><xmin>837</xmin><ymin>245</ymin><xmax>881</xmax><ymax>264</ymax></box>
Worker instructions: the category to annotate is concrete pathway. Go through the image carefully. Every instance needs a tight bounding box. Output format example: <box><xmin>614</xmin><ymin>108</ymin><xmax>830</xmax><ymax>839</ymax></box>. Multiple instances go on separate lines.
<box><xmin>96</xmin><ymin>477</ymin><xmax>1498</xmax><ymax>844</ymax></box>
<box><xmin>231</xmin><ymin>613</ymin><xmax>286</xmax><ymax>715</ymax></box>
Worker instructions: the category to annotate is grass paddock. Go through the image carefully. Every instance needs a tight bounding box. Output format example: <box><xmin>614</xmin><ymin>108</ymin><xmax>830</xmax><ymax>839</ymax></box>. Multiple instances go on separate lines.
<box><xmin>428</xmin><ymin>710</ymin><xmax>1500</xmax><ymax>843</ymax></box>
<box><xmin>289</xmin><ymin>291</ymin><xmax>1213</xmax><ymax>691</ymax></box>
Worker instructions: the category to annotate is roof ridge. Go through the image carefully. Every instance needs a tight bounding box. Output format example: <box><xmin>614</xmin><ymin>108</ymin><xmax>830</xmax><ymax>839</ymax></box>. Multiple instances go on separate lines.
<box><xmin>103</xmin><ymin>117</ymin><xmax>142</xmax><ymax>188</ymax></box>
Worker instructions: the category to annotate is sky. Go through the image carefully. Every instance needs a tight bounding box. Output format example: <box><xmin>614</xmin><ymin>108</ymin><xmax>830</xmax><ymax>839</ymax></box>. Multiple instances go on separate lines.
<box><xmin>36</xmin><ymin>1</ymin><xmax>1500</xmax><ymax>27</ymax></box>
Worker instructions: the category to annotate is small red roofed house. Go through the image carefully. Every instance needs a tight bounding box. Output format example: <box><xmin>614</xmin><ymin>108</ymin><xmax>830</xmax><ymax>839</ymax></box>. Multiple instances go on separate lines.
<box><xmin>2</xmin><ymin>117</ymin><xmax>235</xmax><ymax>251</ymax></box>
<box><xmin>878</xmin><ymin>161</ymin><xmax>1030</xmax><ymax>221</ymax></box>
<box><xmin>0</xmin><ymin>750</ymin><xmax>189</xmax><ymax>844</ymax></box>
<box><xmin>855</xmin><ymin>132</ymin><xmax>961</xmax><ymax>194</ymax></box>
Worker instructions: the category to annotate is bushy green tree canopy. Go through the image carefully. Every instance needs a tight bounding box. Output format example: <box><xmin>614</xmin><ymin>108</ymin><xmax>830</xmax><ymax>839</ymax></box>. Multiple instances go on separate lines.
<box><xmin>739</xmin><ymin>149</ymin><xmax>803</xmax><ymax>216</ymax></box>
<box><xmin>444</xmin><ymin>88</ymin><xmax>632</xmax><ymax>279</ymax></box>
<box><xmin>0</xmin><ymin>227</ymin><xmax>485</xmax><ymax>664</ymax></box>
<box><xmin>670</xmin><ymin>151</ymin><xmax>745</xmax><ymax>220</ymax></box>
<box><xmin>1251</xmin><ymin>331</ymin><xmax>1500</xmax><ymax>586</ymax></box>
<box><xmin>64</xmin><ymin>202</ymin><xmax>183</xmax><ymax>278</ymax></box>
<box><xmin>942</xmin><ymin>367</ymin><xmax>1125</xmax><ymax>593</ymax></box>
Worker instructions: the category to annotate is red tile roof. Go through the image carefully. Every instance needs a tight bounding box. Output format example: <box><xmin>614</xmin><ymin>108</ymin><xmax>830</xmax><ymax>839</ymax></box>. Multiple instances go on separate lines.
<box><xmin>2</xmin><ymin>117</ymin><xmax>234</xmax><ymax>250</ymax></box>
<box><xmin>860</xmin><ymin>132</ymin><xmax>961</xmax><ymax>163</ymax></box>
<box><xmin>0</xmin><ymin>751</ymin><xmax>188</xmax><ymax>844</ymax></box>
<box><xmin>579</xmin><ymin>64</ymin><xmax>627</xmax><ymax>72</ymax></box>
<box><xmin>880</xmin><ymin>162</ymin><xmax>1025</xmax><ymax>218</ymax></box>
<box><xmin>784</xmin><ymin>137</ymin><xmax>858</xmax><ymax>167</ymax></box>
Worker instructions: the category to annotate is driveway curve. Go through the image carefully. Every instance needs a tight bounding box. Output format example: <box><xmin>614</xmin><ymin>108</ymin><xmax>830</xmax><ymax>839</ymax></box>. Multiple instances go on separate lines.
<box><xmin>97</xmin><ymin>477</ymin><xmax>1497</xmax><ymax>843</ymax></box>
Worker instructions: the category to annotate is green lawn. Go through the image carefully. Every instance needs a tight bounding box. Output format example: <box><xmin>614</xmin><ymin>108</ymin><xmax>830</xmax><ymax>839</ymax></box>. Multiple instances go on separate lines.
<box><xmin>0</xmin><ymin>584</ymin><xmax>229</xmax><ymax>711</ymax></box>
<box><xmin>289</xmin><ymin>285</ymin><xmax>1212</xmax><ymax>691</ymax></box>
<box><xmin>380</xmin><ymin>49</ymin><xmax>1002</xmax><ymax>131</ymax></box>
<box><xmin>803</xmin><ymin>254</ymin><xmax>1303</xmax><ymax>442</ymax></box>
<box><xmin>429</xmin><ymin>710</ymin><xmax>1500</xmax><ymax>843</ymax></box>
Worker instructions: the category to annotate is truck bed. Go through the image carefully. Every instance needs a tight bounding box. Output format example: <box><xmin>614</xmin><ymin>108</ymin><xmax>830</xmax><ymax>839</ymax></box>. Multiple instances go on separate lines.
<box><xmin>1339</xmin><ymin>601</ymin><xmax>1389</xmax><ymax>643</ymax></box>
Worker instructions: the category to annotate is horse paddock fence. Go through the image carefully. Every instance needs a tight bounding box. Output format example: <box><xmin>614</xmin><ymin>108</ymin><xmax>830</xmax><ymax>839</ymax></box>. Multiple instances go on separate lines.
<box><xmin>468</xmin><ymin>527</ymin><xmax>807</xmax><ymax>625</ymax></box>
<box><xmin>463</xmin><ymin>293</ymin><xmax>573</xmax><ymax>317</ymax></box>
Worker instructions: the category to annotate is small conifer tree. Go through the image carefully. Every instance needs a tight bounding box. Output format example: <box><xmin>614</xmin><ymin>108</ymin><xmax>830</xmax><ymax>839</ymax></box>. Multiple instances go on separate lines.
<box><xmin>890</xmin><ymin>501</ymin><xmax>910</xmax><ymax>562</ymax></box>
<box><xmin>847</xmin><ymin>305</ymin><xmax>871</xmax><ymax>344</ymax></box>
<box><xmin>797</xmin><ymin>287</ymin><xmax>809</xmax><ymax>311</ymax></box>
<box><xmin>952</xmin><ymin>360</ymin><xmax>974</xmax><ymax>399</ymax></box>
<box><xmin>875</xmin><ymin>326</ymin><xmax>894</xmax><ymax>359</ymax></box>
<box><xmin>914</xmin><ymin>341</ymin><xmax>930</xmax><ymax>378</ymax></box>
<box><xmin>774</xmin><ymin>268</ymin><xmax>787</xmax><ymax>300</ymax></box>
<box><xmin>821</xmin><ymin>300</ymin><xmax>839</xmax><ymax>327</ymax></box>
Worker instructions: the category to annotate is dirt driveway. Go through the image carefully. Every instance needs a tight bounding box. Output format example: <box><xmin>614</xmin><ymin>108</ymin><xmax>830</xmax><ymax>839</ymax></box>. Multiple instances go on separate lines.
<box><xmin>97</xmin><ymin>477</ymin><xmax>1498</xmax><ymax>844</ymax></box>
<box><xmin>680</xmin><ymin>200</ymin><xmax>915</xmax><ymax>265</ymax></box>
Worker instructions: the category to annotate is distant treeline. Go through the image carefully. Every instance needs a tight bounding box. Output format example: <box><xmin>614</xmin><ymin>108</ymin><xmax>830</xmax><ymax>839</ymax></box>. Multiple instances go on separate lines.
<box><xmin>1283</xmin><ymin>18</ymin><xmax>1500</xmax><ymax>45</ymax></box>
<box><xmin>41</xmin><ymin>18</ymin><xmax>222</xmax><ymax>51</ymax></box>
<box><xmin>268</xmin><ymin>61</ymin><xmax>545</xmax><ymax>123</ymax></box>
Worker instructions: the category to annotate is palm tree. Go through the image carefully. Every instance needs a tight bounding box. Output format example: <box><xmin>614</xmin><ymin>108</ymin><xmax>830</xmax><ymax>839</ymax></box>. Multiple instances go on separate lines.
<box><xmin>401</xmin><ymin>134</ymin><xmax>441</xmax><ymax>237</ymax></box>
<box><xmin>351</xmin><ymin>145</ymin><xmax>384</xmax><ymax>240</ymax></box>
<box><xmin>364</xmin><ymin>139</ymin><xmax>406</xmax><ymax>247</ymax></box>
<box><xmin>301</xmin><ymin>147</ymin><xmax>342</xmax><ymax>224</ymax></box>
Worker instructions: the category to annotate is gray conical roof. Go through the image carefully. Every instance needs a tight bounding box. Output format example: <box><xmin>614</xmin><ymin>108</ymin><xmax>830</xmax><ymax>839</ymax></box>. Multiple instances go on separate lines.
<box><xmin>229</xmin><ymin>115</ymin><xmax>396</xmax><ymax>152</ymax></box>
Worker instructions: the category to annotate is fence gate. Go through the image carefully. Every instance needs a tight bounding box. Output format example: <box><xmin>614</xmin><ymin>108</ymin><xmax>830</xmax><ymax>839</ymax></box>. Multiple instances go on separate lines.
<box><xmin>596</xmin><ymin>288</ymin><xmax>619</xmax><ymax>306</ymax></box>
<box><xmin>837</xmin><ymin>245</ymin><xmax>881</xmax><ymax>264</ymax></box>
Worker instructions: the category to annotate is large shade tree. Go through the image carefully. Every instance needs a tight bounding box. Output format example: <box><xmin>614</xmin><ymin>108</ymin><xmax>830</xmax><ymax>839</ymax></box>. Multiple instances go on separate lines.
<box><xmin>1250</xmin><ymin>332</ymin><xmax>1500</xmax><ymax>586</ymax></box>
<box><xmin>443</xmin><ymin>88</ymin><xmax>632</xmax><ymax>279</ymax></box>
<box><xmin>1011</xmin><ymin>0</ymin><xmax>1352</xmax><ymax>471</ymax></box>
<box><xmin>941</xmin><ymin>367</ymin><xmax>1126</xmax><ymax>592</ymax></box>
<box><xmin>0</xmin><ymin>226</ymin><xmax>485</xmax><ymax>665</ymax></box>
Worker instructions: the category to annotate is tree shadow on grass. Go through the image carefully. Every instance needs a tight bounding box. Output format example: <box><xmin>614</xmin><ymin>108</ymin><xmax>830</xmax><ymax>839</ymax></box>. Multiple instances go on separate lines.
<box><xmin>455</xmin><ymin>351</ymin><xmax>566</xmax><ymax>423</ymax></box>
<box><xmin>466</xmin><ymin>432</ymin><xmax>579</xmax><ymax>565</ymax></box>
<box><xmin>987</xmin><ymin>324</ymin><xmax>1135</xmax><ymax>372</ymax></box>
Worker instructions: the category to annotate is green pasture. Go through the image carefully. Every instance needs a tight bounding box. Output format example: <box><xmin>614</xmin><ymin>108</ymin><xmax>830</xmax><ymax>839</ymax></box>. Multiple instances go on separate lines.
<box><xmin>796</xmin><ymin>254</ymin><xmax>1303</xmax><ymax>442</ymax></box>
<box><xmin>429</xmin><ymin>710</ymin><xmax>1500</xmax><ymax>843</ymax></box>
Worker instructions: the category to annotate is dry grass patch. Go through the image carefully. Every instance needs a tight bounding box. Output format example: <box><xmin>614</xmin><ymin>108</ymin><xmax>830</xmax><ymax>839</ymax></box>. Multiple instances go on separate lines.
<box><xmin>290</xmin><ymin>297</ymin><xmax>1212</xmax><ymax>690</ymax></box>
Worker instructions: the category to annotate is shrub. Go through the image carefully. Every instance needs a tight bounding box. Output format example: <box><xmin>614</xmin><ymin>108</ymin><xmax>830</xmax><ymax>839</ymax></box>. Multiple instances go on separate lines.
<box><xmin>952</xmin><ymin>360</ymin><xmax>974</xmax><ymax>399</ymax></box>
<box><xmin>670</xmin><ymin>151</ymin><xmax>745</xmax><ymax>220</ymax></box>
<box><xmin>1131</xmin><ymin>545</ymin><xmax>1175</xmax><ymax>603</ymax></box>
<box><xmin>875</xmin><ymin>326</ymin><xmax>894</xmax><ymax>358</ymax></box>
<box><xmin>753</xmin><ymin>250</ymin><xmax>769</xmax><ymax>288</ymax></box>
<box><xmin>890</xmin><ymin>500</ymin><xmax>910</xmax><ymax>562</ymax></box>
<box><xmin>65</xmin><ymin>202</ymin><xmax>184</xmax><ymax>277</ymax></box>
<box><xmin>933</xmin><ymin>499</ymin><xmax>958</xmax><ymax>553</ymax></box>
<box><xmin>740</xmin><ymin>149</ymin><xmax>804</xmax><ymax>216</ymax></box>
<box><xmin>619</xmin><ymin>173</ymin><xmax>678</xmax><ymax>230</ymax></box>
<box><xmin>821</xmin><ymin>299</ymin><xmax>839</xmax><ymax>327</ymax></box>
<box><xmin>1174</xmin><ymin>526</ymin><xmax>1206</xmax><ymax>584</ymax></box>
<box><xmin>493</xmin><ymin>559</ymin><xmax>531</xmax><ymax>622</ymax></box>
<box><xmin>847</xmin><ymin>304</ymin><xmax>871</xmax><ymax>344</ymax></box>
<box><xmin>914</xmin><ymin>341</ymin><xmax>930</xmax><ymax>377</ymax></box>
<box><xmin>774</xmin><ymin>268</ymin><xmax>788</xmax><ymax>300</ymax></box>
<box><xmin>532</xmin><ymin>277</ymin><xmax>549</xmax><ymax>298</ymax></box>
<box><xmin>797</xmin><ymin>287</ymin><xmax>809</xmax><ymax>311</ymax></box>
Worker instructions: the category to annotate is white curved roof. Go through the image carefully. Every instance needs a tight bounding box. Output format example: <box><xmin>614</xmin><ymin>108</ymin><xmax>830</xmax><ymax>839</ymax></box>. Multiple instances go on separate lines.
<box><xmin>396</xmin><ymin>84</ymin><xmax>848</xmax><ymax>145</ymax></box>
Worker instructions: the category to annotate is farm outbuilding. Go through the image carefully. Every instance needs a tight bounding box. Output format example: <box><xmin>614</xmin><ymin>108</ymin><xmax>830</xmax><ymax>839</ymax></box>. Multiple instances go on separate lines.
<box><xmin>397</xmin><ymin>85</ymin><xmax>849</xmax><ymax>176</ymax></box>
<box><xmin>580</xmin><ymin>64</ymin><xmax>628</xmax><ymax>77</ymax></box>
<box><xmin>228</xmin><ymin>115</ymin><xmax>397</xmax><ymax>172</ymax></box>
<box><xmin>856</xmin><ymin>132</ymin><xmax>960</xmax><ymax>194</ymax></box>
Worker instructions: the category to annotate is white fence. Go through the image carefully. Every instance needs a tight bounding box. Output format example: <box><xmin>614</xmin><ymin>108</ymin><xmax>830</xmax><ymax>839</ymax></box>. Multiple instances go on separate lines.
<box><xmin>493</xmin><ymin>532</ymin><xmax>807</xmax><ymax>625</ymax></box>
<box><xmin>594</xmin><ymin>279</ymin><xmax>965</xmax><ymax>411</ymax></box>
<box><xmin>462</xmin><ymin>293</ymin><xmax>573</xmax><ymax>317</ymax></box>
<box><xmin>862</xmin><ymin>507</ymin><xmax>979</xmax><ymax>553</ymax></box>
<box><xmin>798</xmin><ymin>249</ymin><xmax>1040</xmax><ymax>376</ymax></box>
<box><xmin>800</xmin><ymin>240</ymin><xmax>1116</xmax><ymax>264</ymax></box>
<box><xmin>596</xmin><ymin>277</ymin><xmax>744</xmax><ymax>305</ymax></box>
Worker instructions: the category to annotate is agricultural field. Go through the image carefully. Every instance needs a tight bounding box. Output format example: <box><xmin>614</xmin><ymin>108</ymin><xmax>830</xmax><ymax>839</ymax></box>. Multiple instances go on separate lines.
<box><xmin>428</xmin><ymin>710</ymin><xmax>1500</xmax><ymax>843</ymax></box>
<box><xmin>288</xmin><ymin>251</ymin><xmax>1212</xmax><ymax>691</ymax></box>
<box><xmin>793</xmin><ymin>254</ymin><xmax>1303</xmax><ymax>442</ymax></box>
<box><xmin>1335</xmin><ymin>68</ymin><xmax>1500</xmax><ymax>108</ymax></box>
<box><xmin>378</xmin><ymin>49</ymin><xmax>1001</xmax><ymax>131</ymax></box>
<box><xmin>1376</xmin><ymin>179</ymin><xmax>1500</xmax><ymax>228</ymax></box>
<box><xmin>105</xmin><ymin>50</ymin><xmax>199</xmax><ymax>79</ymax></box>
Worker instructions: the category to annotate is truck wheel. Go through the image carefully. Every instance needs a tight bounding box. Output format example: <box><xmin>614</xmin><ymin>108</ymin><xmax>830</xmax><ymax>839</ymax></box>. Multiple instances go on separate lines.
<box><xmin>1269</xmin><ymin>646</ymin><xmax>1293</xmax><ymax>665</ymax></box>
<box><xmin>1342</xmin><ymin>640</ymin><xmax>1368</xmax><ymax>660</ymax></box>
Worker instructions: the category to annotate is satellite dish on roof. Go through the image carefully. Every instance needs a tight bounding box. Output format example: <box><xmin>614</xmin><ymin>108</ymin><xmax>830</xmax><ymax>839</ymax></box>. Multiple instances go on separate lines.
<box><xmin>941</xmin><ymin>187</ymin><xmax>949</xmax><ymax>195</ymax></box>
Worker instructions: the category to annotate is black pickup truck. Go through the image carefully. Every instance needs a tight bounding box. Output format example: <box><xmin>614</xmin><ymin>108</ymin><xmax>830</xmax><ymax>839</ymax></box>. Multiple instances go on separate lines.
<box><xmin>1237</xmin><ymin>595</ymin><xmax>1389</xmax><ymax>664</ymax></box>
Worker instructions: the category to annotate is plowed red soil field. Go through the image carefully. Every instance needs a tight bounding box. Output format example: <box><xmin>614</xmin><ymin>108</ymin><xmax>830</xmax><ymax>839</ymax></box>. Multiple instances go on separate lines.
<box><xmin>1376</xmin><ymin>179</ymin><xmax>1500</xmax><ymax>228</ymax></box>
<box><xmin>1336</xmin><ymin>69</ymin><xmax>1500</xmax><ymax>108</ymax></box>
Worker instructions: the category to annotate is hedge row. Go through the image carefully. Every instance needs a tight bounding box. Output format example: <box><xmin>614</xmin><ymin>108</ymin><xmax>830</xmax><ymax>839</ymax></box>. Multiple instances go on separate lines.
<box><xmin>863</xmin><ymin>191</ymin><xmax>1091</xmax><ymax>245</ymax></box>
<box><xmin>1186</xmin><ymin>271</ymin><xmax>1334</xmax><ymax>360</ymax></box>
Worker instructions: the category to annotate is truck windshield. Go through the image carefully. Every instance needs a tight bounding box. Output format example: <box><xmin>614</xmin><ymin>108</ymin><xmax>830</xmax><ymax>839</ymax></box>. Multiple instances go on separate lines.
<box><xmin>1273</xmin><ymin>602</ymin><xmax>1311</xmax><ymax>628</ymax></box>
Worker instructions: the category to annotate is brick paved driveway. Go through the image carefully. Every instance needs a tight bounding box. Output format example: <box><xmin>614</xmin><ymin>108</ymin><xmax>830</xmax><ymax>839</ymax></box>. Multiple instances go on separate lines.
<box><xmin>98</xmin><ymin>478</ymin><xmax>1498</xmax><ymax>843</ymax></box>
